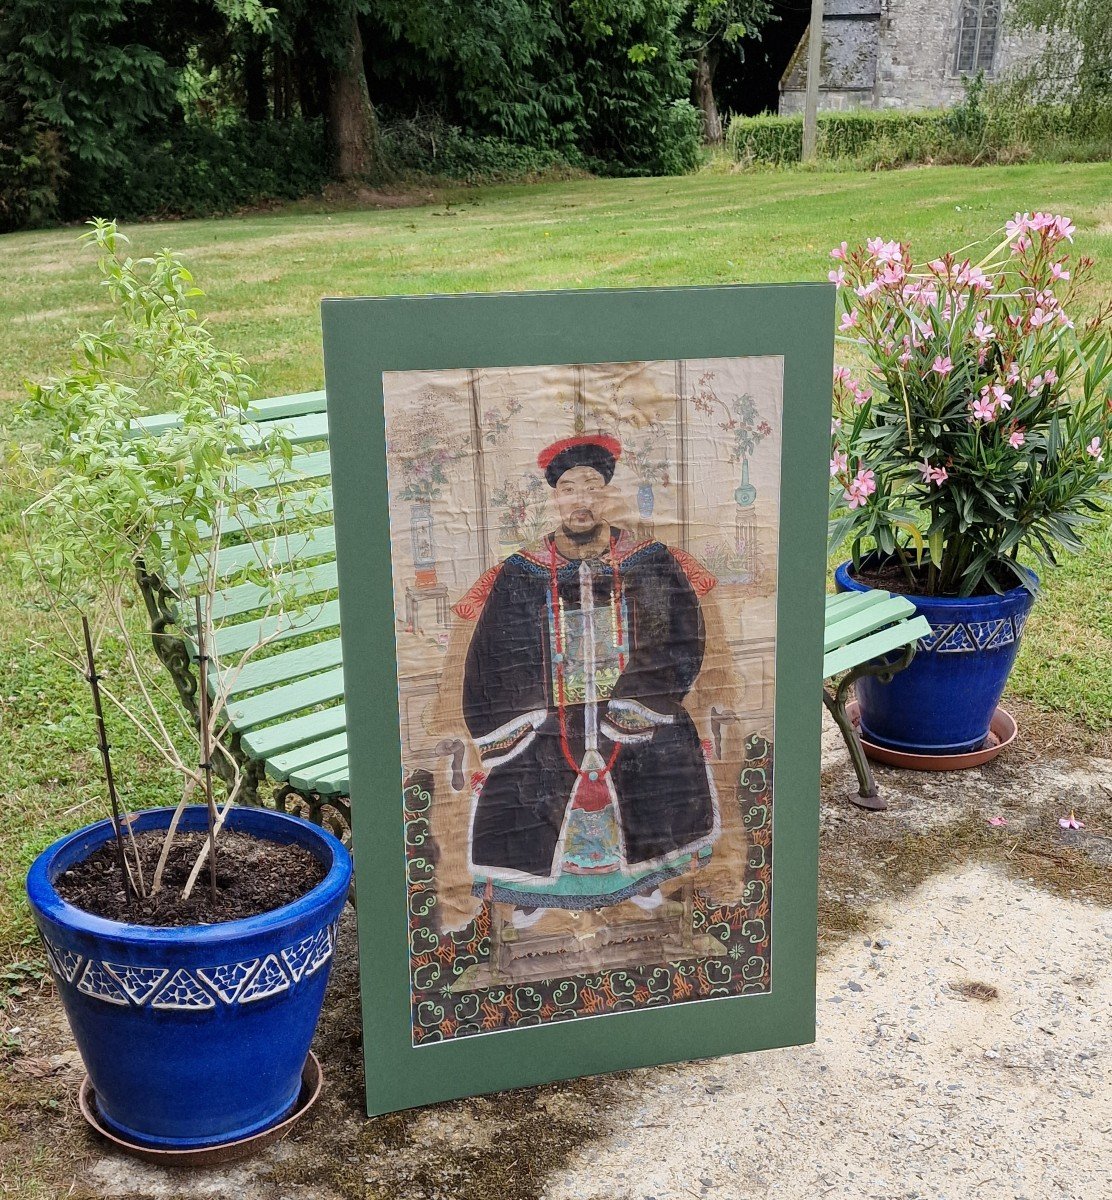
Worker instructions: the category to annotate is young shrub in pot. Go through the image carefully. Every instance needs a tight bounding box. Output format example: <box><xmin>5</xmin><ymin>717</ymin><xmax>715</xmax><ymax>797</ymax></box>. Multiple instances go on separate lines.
<box><xmin>17</xmin><ymin>220</ymin><xmax>351</xmax><ymax>1150</ymax></box>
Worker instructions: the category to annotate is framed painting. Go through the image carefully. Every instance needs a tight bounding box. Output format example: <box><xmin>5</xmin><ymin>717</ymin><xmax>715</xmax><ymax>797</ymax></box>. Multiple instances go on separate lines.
<box><xmin>322</xmin><ymin>284</ymin><xmax>833</xmax><ymax>1115</ymax></box>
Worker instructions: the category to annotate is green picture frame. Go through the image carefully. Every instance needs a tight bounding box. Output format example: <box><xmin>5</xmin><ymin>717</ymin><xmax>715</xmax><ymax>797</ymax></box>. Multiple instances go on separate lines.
<box><xmin>322</xmin><ymin>284</ymin><xmax>833</xmax><ymax>1116</ymax></box>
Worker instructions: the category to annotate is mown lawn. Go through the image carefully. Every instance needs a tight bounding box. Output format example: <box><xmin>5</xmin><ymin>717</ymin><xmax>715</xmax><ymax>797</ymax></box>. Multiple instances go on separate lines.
<box><xmin>0</xmin><ymin>162</ymin><xmax>1110</xmax><ymax>961</ymax></box>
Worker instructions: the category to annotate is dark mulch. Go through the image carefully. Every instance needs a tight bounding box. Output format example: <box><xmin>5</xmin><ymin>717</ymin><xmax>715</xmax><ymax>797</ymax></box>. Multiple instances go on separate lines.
<box><xmin>851</xmin><ymin>559</ymin><xmax>1005</xmax><ymax>598</ymax></box>
<box><xmin>54</xmin><ymin>830</ymin><xmax>327</xmax><ymax>927</ymax></box>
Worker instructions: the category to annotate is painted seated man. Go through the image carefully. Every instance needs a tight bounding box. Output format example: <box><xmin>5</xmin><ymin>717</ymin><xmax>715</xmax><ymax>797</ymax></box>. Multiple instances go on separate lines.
<box><xmin>456</xmin><ymin>434</ymin><xmax>721</xmax><ymax>924</ymax></box>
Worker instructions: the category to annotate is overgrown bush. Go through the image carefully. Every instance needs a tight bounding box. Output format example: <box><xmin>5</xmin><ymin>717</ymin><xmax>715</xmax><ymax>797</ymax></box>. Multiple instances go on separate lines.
<box><xmin>725</xmin><ymin>101</ymin><xmax>1112</xmax><ymax>169</ymax></box>
<box><xmin>64</xmin><ymin>119</ymin><xmax>330</xmax><ymax>221</ymax></box>
<box><xmin>379</xmin><ymin>115</ymin><xmax>577</xmax><ymax>183</ymax></box>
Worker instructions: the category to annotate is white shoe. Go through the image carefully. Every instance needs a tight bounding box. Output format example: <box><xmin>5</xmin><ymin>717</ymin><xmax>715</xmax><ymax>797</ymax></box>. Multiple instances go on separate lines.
<box><xmin>510</xmin><ymin>906</ymin><xmax>546</xmax><ymax>929</ymax></box>
<box><xmin>630</xmin><ymin>888</ymin><xmax>664</xmax><ymax>911</ymax></box>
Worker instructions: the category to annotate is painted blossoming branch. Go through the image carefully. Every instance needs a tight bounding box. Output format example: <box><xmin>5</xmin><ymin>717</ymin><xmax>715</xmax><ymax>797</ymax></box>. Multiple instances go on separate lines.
<box><xmin>828</xmin><ymin>215</ymin><xmax>1112</xmax><ymax>596</ymax></box>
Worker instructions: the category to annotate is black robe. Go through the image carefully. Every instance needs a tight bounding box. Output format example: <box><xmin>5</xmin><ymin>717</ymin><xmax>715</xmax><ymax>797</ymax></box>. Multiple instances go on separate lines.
<box><xmin>462</xmin><ymin>529</ymin><xmax>717</xmax><ymax>883</ymax></box>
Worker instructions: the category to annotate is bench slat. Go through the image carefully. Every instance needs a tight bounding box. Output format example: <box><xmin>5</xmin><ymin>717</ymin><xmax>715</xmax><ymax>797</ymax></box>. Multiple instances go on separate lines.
<box><xmin>205</xmin><ymin>560</ymin><xmax>337</xmax><ymax>621</ymax></box>
<box><xmin>224</xmin><ymin>667</ymin><xmax>345</xmax><ymax>731</ymax></box>
<box><xmin>823</xmin><ymin>596</ymin><xmax>917</xmax><ymax>653</ymax></box>
<box><xmin>242</xmin><ymin>704</ymin><xmax>349</xmax><ymax>759</ymax></box>
<box><xmin>128</xmin><ymin>390</ymin><xmax>327</xmax><ymax>437</ymax></box>
<box><xmin>822</xmin><ymin>615</ymin><xmax>932</xmax><ymax>678</ymax></box>
<box><xmin>290</xmin><ymin>752</ymin><xmax>349</xmax><ymax>792</ymax></box>
<box><xmin>230</xmin><ymin>448</ymin><xmax>333</xmax><ymax>493</ymax></box>
<box><xmin>209</xmin><ymin>598</ymin><xmax>342</xmax><ymax>657</ymax></box>
<box><xmin>217</xmin><ymin>637</ymin><xmax>343</xmax><ymax>697</ymax></box>
<box><xmin>310</xmin><ymin>761</ymin><xmax>350</xmax><ymax>797</ymax></box>
<box><xmin>268</xmin><ymin>732</ymin><xmax>349</xmax><ymax>782</ymax></box>
<box><xmin>182</xmin><ymin>523</ymin><xmax>337</xmax><ymax>587</ymax></box>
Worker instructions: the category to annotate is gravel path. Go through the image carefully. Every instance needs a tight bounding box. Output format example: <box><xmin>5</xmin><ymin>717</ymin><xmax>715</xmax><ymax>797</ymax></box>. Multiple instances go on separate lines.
<box><xmin>542</xmin><ymin>865</ymin><xmax>1111</xmax><ymax>1200</ymax></box>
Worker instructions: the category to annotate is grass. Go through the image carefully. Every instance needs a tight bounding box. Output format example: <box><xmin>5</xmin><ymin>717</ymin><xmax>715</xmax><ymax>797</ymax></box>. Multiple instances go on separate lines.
<box><xmin>0</xmin><ymin>161</ymin><xmax>1110</xmax><ymax>968</ymax></box>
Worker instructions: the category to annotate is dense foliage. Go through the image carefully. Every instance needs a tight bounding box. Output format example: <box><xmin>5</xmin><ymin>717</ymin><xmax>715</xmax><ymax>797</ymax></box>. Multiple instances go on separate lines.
<box><xmin>1</xmin><ymin>0</ymin><xmax>768</xmax><ymax>228</ymax></box>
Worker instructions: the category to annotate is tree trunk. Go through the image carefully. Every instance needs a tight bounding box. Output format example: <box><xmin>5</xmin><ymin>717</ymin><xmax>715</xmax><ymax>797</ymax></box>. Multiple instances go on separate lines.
<box><xmin>244</xmin><ymin>43</ymin><xmax>268</xmax><ymax>122</ymax></box>
<box><xmin>692</xmin><ymin>47</ymin><xmax>723</xmax><ymax>144</ymax></box>
<box><xmin>326</xmin><ymin>6</ymin><xmax>377</xmax><ymax>180</ymax></box>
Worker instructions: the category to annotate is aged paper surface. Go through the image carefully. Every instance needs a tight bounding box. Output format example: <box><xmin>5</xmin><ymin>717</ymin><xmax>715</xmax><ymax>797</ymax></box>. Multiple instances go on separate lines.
<box><xmin>383</xmin><ymin>358</ymin><xmax>782</xmax><ymax>1043</ymax></box>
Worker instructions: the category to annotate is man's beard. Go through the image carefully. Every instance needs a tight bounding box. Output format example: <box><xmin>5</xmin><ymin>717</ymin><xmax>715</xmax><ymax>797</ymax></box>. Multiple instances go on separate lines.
<box><xmin>561</xmin><ymin>521</ymin><xmax>603</xmax><ymax>546</ymax></box>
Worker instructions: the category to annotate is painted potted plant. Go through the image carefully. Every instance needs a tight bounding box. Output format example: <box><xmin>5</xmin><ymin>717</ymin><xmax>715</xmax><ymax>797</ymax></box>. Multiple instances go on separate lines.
<box><xmin>828</xmin><ymin>213</ymin><xmax>1112</xmax><ymax>759</ymax></box>
<box><xmin>16</xmin><ymin>221</ymin><xmax>352</xmax><ymax>1153</ymax></box>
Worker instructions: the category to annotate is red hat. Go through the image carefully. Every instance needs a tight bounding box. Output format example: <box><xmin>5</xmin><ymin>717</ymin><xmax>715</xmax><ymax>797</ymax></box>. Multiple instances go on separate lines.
<box><xmin>537</xmin><ymin>435</ymin><xmax>622</xmax><ymax>487</ymax></box>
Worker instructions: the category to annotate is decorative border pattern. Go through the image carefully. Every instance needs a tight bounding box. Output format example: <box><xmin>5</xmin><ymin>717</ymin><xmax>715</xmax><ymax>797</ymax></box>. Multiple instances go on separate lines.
<box><xmin>405</xmin><ymin>736</ymin><xmax>774</xmax><ymax>1044</ymax></box>
<box><xmin>919</xmin><ymin>614</ymin><xmax>1026</xmax><ymax>654</ymax></box>
<box><xmin>41</xmin><ymin>919</ymin><xmax>339</xmax><ymax>1011</ymax></box>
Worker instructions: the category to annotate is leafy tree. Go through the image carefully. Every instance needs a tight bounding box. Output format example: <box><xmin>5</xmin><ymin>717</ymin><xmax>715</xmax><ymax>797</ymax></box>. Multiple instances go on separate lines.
<box><xmin>1008</xmin><ymin>0</ymin><xmax>1111</xmax><ymax>106</ymax></box>
<box><xmin>681</xmin><ymin>0</ymin><xmax>773</xmax><ymax>143</ymax></box>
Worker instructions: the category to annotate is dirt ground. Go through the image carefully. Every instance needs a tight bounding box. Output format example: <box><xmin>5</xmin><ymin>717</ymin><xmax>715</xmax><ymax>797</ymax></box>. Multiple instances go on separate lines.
<box><xmin>2</xmin><ymin>701</ymin><xmax>1109</xmax><ymax>1200</ymax></box>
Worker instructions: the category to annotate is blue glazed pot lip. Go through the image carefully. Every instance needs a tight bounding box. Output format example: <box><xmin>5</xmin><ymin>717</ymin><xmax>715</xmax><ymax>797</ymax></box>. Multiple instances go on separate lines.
<box><xmin>26</xmin><ymin>806</ymin><xmax>352</xmax><ymax>948</ymax></box>
<box><xmin>834</xmin><ymin>558</ymin><xmax>1038</xmax><ymax>608</ymax></box>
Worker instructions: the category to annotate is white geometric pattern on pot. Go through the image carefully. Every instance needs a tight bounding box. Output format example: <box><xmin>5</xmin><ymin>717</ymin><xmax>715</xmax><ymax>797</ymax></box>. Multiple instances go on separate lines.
<box><xmin>77</xmin><ymin>960</ymin><xmax>130</xmax><ymax>1005</ymax></box>
<box><xmin>918</xmin><ymin>624</ymin><xmax>955</xmax><ymax>653</ymax></box>
<box><xmin>43</xmin><ymin>937</ymin><xmax>84</xmax><ymax>984</ymax></box>
<box><xmin>151</xmin><ymin>968</ymin><xmax>217</xmax><ymax>1010</ymax></box>
<box><xmin>935</xmin><ymin>624</ymin><xmax>978</xmax><ymax>654</ymax></box>
<box><xmin>967</xmin><ymin>619</ymin><xmax>1004</xmax><ymax>649</ymax></box>
<box><xmin>1015</xmin><ymin>612</ymin><xmax>1030</xmax><ymax>637</ymax></box>
<box><xmin>196</xmin><ymin>959</ymin><xmax>259</xmax><ymax>1004</ymax></box>
<box><xmin>281</xmin><ymin>934</ymin><xmax>320</xmax><ymax>982</ymax></box>
<box><xmin>104</xmin><ymin>963</ymin><xmax>169</xmax><ymax>1005</ymax></box>
<box><xmin>983</xmin><ymin>619</ymin><xmax>1016</xmax><ymax>649</ymax></box>
<box><xmin>40</xmin><ymin>923</ymin><xmax>335</xmax><ymax>1008</ymax></box>
<box><xmin>238</xmin><ymin>954</ymin><xmax>291</xmax><ymax>1004</ymax></box>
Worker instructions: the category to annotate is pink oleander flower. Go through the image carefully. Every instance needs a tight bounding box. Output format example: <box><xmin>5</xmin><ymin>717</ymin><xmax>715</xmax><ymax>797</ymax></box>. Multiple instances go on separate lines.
<box><xmin>1044</xmin><ymin>368</ymin><xmax>1058</xmax><ymax>386</ymax></box>
<box><xmin>1029</xmin><ymin>307</ymin><xmax>1053</xmax><ymax>330</ymax></box>
<box><xmin>1058</xmin><ymin>310</ymin><xmax>1075</xmax><ymax>329</ymax></box>
<box><xmin>917</xmin><ymin>460</ymin><xmax>948</xmax><ymax>486</ymax></box>
<box><xmin>830</xmin><ymin>450</ymin><xmax>848</xmax><ymax>477</ymax></box>
<box><xmin>1008</xmin><ymin>428</ymin><xmax>1026</xmax><ymax>449</ymax></box>
<box><xmin>1087</xmin><ymin>437</ymin><xmax>1104</xmax><ymax>462</ymax></box>
<box><xmin>855</xmin><ymin>280</ymin><xmax>880</xmax><ymax>299</ymax></box>
<box><xmin>1006</xmin><ymin>212</ymin><xmax>1030</xmax><ymax>239</ymax></box>
<box><xmin>878</xmin><ymin>262</ymin><xmax>906</xmax><ymax>286</ymax></box>
<box><xmin>829</xmin><ymin>268</ymin><xmax>846</xmax><ymax>286</ymax></box>
<box><xmin>1012</xmin><ymin>234</ymin><xmax>1032</xmax><ymax>255</ymax></box>
<box><xmin>834</xmin><ymin>365</ymin><xmax>852</xmax><ymax>383</ymax></box>
<box><xmin>830</xmin><ymin>241</ymin><xmax>848</xmax><ymax>260</ymax></box>
<box><xmin>1050</xmin><ymin>261</ymin><xmax>1071</xmax><ymax>282</ymax></box>
<box><xmin>987</xmin><ymin>815</ymin><xmax>1007</xmax><ymax>827</ymax></box>
<box><xmin>1028</xmin><ymin>375</ymin><xmax>1044</xmax><ymax>395</ymax></box>
<box><xmin>852</xmin><ymin>383</ymin><xmax>873</xmax><ymax>406</ymax></box>
<box><xmin>971</xmin><ymin>396</ymin><xmax>998</xmax><ymax>423</ymax></box>
<box><xmin>1058</xmin><ymin>811</ymin><xmax>1084</xmax><ymax>830</ymax></box>
<box><xmin>844</xmin><ymin>467</ymin><xmax>877</xmax><ymax>509</ymax></box>
<box><xmin>899</xmin><ymin>348</ymin><xmax>913</xmax><ymax>367</ymax></box>
<box><xmin>831</xmin><ymin>417</ymin><xmax>842</xmax><ymax>433</ymax></box>
<box><xmin>839</xmin><ymin>309</ymin><xmax>859</xmax><ymax>332</ymax></box>
<box><xmin>1053</xmin><ymin>215</ymin><xmax>1076</xmax><ymax>242</ymax></box>
<box><xmin>867</xmin><ymin>237</ymin><xmax>903</xmax><ymax>265</ymax></box>
<box><xmin>932</xmin><ymin>355</ymin><xmax>954</xmax><ymax>376</ymax></box>
<box><xmin>973</xmin><ymin>316</ymin><xmax>995</xmax><ymax>344</ymax></box>
<box><xmin>981</xmin><ymin>383</ymin><xmax>1012</xmax><ymax>413</ymax></box>
<box><xmin>1005</xmin><ymin>361</ymin><xmax>1021</xmax><ymax>384</ymax></box>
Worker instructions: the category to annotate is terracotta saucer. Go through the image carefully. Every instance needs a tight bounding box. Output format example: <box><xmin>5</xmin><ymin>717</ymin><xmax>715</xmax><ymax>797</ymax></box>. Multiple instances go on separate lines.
<box><xmin>78</xmin><ymin>1051</ymin><xmax>322</xmax><ymax>1167</ymax></box>
<box><xmin>846</xmin><ymin>702</ymin><xmax>1018</xmax><ymax>771</ymax></box>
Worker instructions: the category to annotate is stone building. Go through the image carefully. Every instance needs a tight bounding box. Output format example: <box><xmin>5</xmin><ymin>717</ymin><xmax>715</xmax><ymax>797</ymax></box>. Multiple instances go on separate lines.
<box><xmin>779</xmin><ymin>0</ymin><xmax>1044</xmax><ymax>114</ymax></box>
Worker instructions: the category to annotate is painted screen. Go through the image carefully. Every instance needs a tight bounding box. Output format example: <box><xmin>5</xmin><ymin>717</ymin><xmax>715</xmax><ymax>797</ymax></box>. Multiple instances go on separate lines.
<box><xmin>382</xmin><ymin>357</ymin><xmax>783</xmax><ymax>1045</ymax></box>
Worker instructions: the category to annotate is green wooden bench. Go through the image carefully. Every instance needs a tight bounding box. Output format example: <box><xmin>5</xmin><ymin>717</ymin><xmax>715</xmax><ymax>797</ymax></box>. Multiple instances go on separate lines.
<box><xmin>134</xmin><ymin>389</ymin><xmax>929</xmax><ymax>830</ymax></box>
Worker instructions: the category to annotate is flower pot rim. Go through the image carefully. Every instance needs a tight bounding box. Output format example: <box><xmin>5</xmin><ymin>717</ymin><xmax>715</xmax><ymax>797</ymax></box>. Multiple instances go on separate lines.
<box><xmin>835</xmin><ymin>557</ymin><xmax>1039</xmax><ymax>607</ymax></box>
<box><xmin>26</xmin><ymin>806</ymin><xmax>351</xmax><ymax>949</ymax></box>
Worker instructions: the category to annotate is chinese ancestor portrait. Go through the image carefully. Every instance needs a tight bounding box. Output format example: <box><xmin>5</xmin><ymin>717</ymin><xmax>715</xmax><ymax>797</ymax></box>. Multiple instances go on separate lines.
<box><xmin>384</xmin><ymin>357</ymin><xmax>781</xmax><ymax>1042</ymax></box>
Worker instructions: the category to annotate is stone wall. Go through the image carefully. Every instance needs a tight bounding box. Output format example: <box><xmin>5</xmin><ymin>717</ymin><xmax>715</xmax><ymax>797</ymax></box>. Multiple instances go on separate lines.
<box><xmin>779</xmin><ymin>0</ymin><xmax>1048</xmax><ymax>114</ymax></box>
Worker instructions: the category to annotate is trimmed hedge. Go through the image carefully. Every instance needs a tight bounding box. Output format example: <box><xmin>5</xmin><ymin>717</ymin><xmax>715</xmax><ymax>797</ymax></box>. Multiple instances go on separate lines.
<box><xmin>726</xmin><ymin>103</ymin><xmax>1112</xmax><ymax>168</ymax></box>
<box><xmin>62</xmin><ymin>119</ymin><xmax>330</xmax><ymax>222</ymax></box>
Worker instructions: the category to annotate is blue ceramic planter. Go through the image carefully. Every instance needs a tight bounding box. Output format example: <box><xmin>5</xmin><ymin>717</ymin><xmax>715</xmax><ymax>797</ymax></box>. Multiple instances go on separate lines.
<box><xmin>835</xmin><ymin>560</ymin><xmax>1037</xmax><ymax>756</ymax></box>
<box><xmin>26</xmin><ymin>806</ymin><xmax>351</xmax><ymax>1150</ymax></box>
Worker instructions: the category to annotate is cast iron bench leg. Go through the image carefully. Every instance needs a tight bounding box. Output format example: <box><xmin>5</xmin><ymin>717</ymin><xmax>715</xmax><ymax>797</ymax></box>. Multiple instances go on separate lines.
<box><xmin>823</xmin><ymin>642</ymin><xmax>918</xmax><ymax>813</ymax></box>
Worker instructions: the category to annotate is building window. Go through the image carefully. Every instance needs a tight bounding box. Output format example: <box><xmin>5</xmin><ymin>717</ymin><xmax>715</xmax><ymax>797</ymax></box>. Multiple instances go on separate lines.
<box><xmin>954</xmin><ymin>0</ymin><xmax>1001</xmax><ymax>74</ymax></box>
